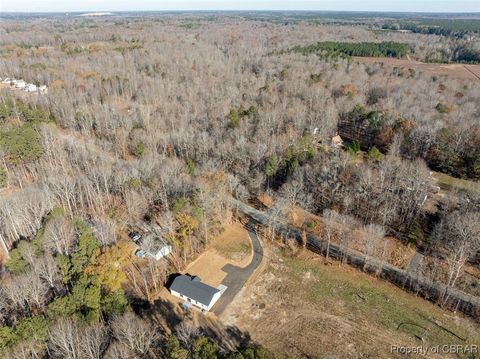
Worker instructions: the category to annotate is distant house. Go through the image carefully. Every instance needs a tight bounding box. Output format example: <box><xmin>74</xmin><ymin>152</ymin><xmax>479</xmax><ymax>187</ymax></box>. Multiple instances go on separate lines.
<box><xmin>14</xmin><ymin>80</ymin><xmax>26</xmax><ymax>89</ymax></box>
<box><xmin>169</xmin><ymin>275</ymin><xmax>223</xmax><ymax>311</ymax></box>
<box><xmin>24</xmin><ymin>84</ymin><xmax>38</xmax><ymax>92</ymax></box>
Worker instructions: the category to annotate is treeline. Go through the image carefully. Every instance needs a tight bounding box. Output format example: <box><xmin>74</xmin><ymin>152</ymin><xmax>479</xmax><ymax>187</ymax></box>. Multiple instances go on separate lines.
<box><xmin>289</xmin><ymin>41</ymin><xmax>410</xmax><ymax>58</ymax></box>
<box><xmin>449</xmin><ymin>45</ymin><xmax>480</xmax><ymax>64</ymax></box>
<box><xmin>381</xmin><ymin>19</ymin><xmax>480</xmax><ymax>37</ymax></box>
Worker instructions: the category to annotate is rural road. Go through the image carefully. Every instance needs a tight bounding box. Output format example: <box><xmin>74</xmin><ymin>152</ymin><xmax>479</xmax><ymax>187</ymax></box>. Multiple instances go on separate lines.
<box><xmin>213</xmin><ymin>221</ymin><xmax>263</xmax><ymax>315</ymax></box>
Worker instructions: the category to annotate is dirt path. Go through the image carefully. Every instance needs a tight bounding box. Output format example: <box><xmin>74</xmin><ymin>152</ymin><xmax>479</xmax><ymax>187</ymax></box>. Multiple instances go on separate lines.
<box><xmin>213</xmin><ymin>221</ymin><xmax>263</xmax><ymax>315</ymax></box>
<box><xmin>463</xmin><ymin>64</ymin><xmax>480</xmax><ymax>81</ymax></box>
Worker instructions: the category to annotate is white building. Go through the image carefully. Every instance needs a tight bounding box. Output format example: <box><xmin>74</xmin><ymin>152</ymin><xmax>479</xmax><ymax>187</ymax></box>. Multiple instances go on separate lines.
<box><xmin>130</xmin><ymin>231</ymin><xmax>172</xmax><ymax>261</ymax></box>
<box><xmin>24</xmin><ymin>84</ymin><xmax>38</xmax><ymax>92</ymax></box>
<box><xmin>14</xmin><ymin>80</ymin><xmax>26</xmax><ymax>89</ymax></box>
<box><xmin>149</xmin><ymin>244</ymin><xmax>172</xmax><ymax>260</ymax></box>
<box><xmin>169</xmin><ymin>275</ymin><xmax>224</xmax><ymax>311</ymax></box>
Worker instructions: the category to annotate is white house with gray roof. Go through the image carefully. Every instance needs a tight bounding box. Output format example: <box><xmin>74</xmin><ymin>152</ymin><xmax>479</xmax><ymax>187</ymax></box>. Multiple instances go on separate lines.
<box><xmin>169</xmin><ymin>275</ymin><xmax>224</xmax><ymax>311</ymax></box>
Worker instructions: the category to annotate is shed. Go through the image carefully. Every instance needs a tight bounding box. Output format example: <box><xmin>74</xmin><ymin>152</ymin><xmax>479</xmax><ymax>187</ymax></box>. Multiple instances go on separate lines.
<box><xmin>140</xmin><ymin>234</ymin><xmax>172</xmax><ymax>261</ymax></box>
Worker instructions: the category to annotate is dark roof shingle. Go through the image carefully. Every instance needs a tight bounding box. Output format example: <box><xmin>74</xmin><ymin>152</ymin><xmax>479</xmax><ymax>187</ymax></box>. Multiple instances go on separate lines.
<box><xmin>169</xmin><ymin>275</ymin><xmax>219</xmax><ymax>306</ymax></box>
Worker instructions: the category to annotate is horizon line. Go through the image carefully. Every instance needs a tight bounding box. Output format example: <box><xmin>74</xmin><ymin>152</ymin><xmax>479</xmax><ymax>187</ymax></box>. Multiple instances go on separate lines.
<box><xmin>2</xmin><ymin>10</ymin><xmax>480</xmax><ymax>14</ymax></box>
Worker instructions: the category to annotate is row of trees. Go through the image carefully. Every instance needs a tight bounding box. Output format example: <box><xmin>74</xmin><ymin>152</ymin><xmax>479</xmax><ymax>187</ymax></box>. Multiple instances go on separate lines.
<box><xmin>1</xmin><ymin>312</ymin><xmax>276</xmax><ymax>359</ymax></box>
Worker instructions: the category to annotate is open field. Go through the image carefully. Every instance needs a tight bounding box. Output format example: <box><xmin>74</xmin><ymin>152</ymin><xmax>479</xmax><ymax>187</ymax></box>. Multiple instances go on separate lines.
<box><xmin>354</xmin><ymin>56</ymin><xmax>480</xmax><ymax>81</ymax></box>
<box><xmin>222</xmin><ymin>246</ymin><xmax>480</xmax><ymax>358</ymax></box>
<box><xmin>432</xmin><ymin>171</ymin><xmax>479</xmax><ymax>192</ymax></box>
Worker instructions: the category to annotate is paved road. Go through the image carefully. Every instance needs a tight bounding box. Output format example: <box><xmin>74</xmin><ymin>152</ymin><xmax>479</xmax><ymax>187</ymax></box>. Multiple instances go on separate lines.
<box><xmin>212</xmin><ymin>221</ymin><xmax>263</xmax><ymax>315</ymax></box>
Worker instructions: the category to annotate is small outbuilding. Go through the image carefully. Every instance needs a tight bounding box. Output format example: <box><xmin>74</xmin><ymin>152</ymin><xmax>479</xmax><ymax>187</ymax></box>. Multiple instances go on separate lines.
<box><xmin>139</xmin><ymin>234</ymin><xmax>172</xmax><ymax>260</ymax></box>
<box><xmin>169</xmin><ymin>275</ymin><xmax>223</xmax><ymax>311</ymax></box>
<box><xmin>129</xmin><ymin>229</ymin><xmax>172</xmax><ymax>261</ymax></box>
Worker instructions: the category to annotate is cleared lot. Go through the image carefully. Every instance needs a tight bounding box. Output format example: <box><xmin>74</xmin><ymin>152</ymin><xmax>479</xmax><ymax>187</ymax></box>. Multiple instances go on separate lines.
<box><xmin>185</xmin><ymin>222</ymin><xmax>253</xmax><ymax>287</ymax></box>
<box><xmin>221</xmin><ymin>246</ymin><xmax>480</xmax><ymax>359</ymax></box>
<box><xmin>159</xmin><ymin>222</ymin><xmax>255</xmax><ymax>312</ymax></box>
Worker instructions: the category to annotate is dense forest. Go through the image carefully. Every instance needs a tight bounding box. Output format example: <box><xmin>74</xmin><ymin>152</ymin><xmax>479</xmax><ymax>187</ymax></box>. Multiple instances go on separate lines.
<box><xmin>381</xmin><ymin>19</ymin><xmax>480</xmax><ymax>37</ymax></box>
<box><xmin>288</xmin><ymin>41</ymin><xmax>410</xmax><ymax>58</ymax></box>
<box><xmin>0</xmin><ymin>12</ymin><xmax>479</xmax><ymax>358</ymax></box>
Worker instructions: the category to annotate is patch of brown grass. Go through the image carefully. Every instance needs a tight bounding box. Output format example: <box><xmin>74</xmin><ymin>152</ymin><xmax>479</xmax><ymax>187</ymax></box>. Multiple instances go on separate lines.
<box><xmin>222</xmin><ymin>247</ymin><xmax>480</xmax><ymax>359</ymax></box>
<box><xmin>212</xmin><ymin>223</ymin><xmax>251</xmax><ymax>267</ymax></box>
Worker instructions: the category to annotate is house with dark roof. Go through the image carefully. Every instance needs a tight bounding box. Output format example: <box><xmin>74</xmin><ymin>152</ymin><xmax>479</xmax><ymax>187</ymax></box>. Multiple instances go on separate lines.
<box><xmin>169</xmin><ymin>275</ymin><xmax>224</xmax><ymax>311</ymax></box>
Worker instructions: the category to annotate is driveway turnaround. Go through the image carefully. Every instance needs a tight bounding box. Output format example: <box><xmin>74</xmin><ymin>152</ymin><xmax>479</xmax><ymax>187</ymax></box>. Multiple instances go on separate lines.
<box><xmin>213</xmin><ymin>221</ymin><xmax>263</xmax><ymax>315</ymax></box>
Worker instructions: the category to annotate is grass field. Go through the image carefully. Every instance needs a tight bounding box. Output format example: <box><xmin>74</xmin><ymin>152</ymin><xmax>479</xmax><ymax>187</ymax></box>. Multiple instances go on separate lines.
<box><xmin>223</xmin><ymin>247</ymin><xmax>480</xmax><ymax>358</ymax></box>
<box><xmin>432</xmin><ymin>171</ymin><xmax>478</xmax><ymax>192</ymax></box>
<box><xmin>284</xmin><ymin>253</ymin><xmax>478</xmax><ymax>347</ymax></box>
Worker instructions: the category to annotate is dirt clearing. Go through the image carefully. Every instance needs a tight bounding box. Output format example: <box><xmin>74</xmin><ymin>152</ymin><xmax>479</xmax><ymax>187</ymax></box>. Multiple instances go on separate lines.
<box><xmin>181</xmin><ymin>223</ymin><xmax>252</xmax><ymax>288</ymax></box>
<box><xmin>222</xmin><ymin>246</ymin><xmax>480</xmax><ymax>359</ymax></box>
<box><xmin>354</xmin><ymin>57</ymin><xmax>480</xmax><ymax>81</ymax></box>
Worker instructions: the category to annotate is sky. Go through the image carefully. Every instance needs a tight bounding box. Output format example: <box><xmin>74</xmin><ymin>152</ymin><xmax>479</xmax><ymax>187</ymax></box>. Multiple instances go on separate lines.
<box><xmin>1</xmin><ymin>0</ymin><xmax>480</xmax><ymax>13</ymax></box>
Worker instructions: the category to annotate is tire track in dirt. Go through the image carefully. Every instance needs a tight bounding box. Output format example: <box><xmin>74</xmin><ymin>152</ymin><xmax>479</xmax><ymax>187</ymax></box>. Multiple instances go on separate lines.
<box><xmin>463</xmin><ymin>65</ymin><xmax>480</xmax><ymax>81</ymax></box>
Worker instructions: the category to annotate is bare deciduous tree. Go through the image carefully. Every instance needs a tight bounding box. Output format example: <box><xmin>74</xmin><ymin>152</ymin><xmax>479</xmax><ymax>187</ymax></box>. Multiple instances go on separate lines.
<box><xmin>48</xmin><ymin>319</ymin><xmax>82</xmax><ymax>359</ymax></box>
<box><xmin>112</xmin><ymin>312</ymin><xmax>158</xmax><ymax>357</ymax></box>
<box><xmin>43</xmin><ymin>216</ymin><xmax>75</xmax><ymax>256</ymax></box>
<box><xmin>362</xmin><ymin>223</ymin><xmax>386</xmax><ymax>270</ymax></box>
<box><xmin>434</xmin><ymin>211</ymin><xmax>480</xmax><ymax>303</ymax></box>
<box><xmin>323</xmin><ymin>209</ymin><xmax>340</xmax><ymax>259</ymax></box>
<box><xmin>175</xmin><ymin>320</ymin><xmax>199</xmax><ymax>350</ymax></box>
